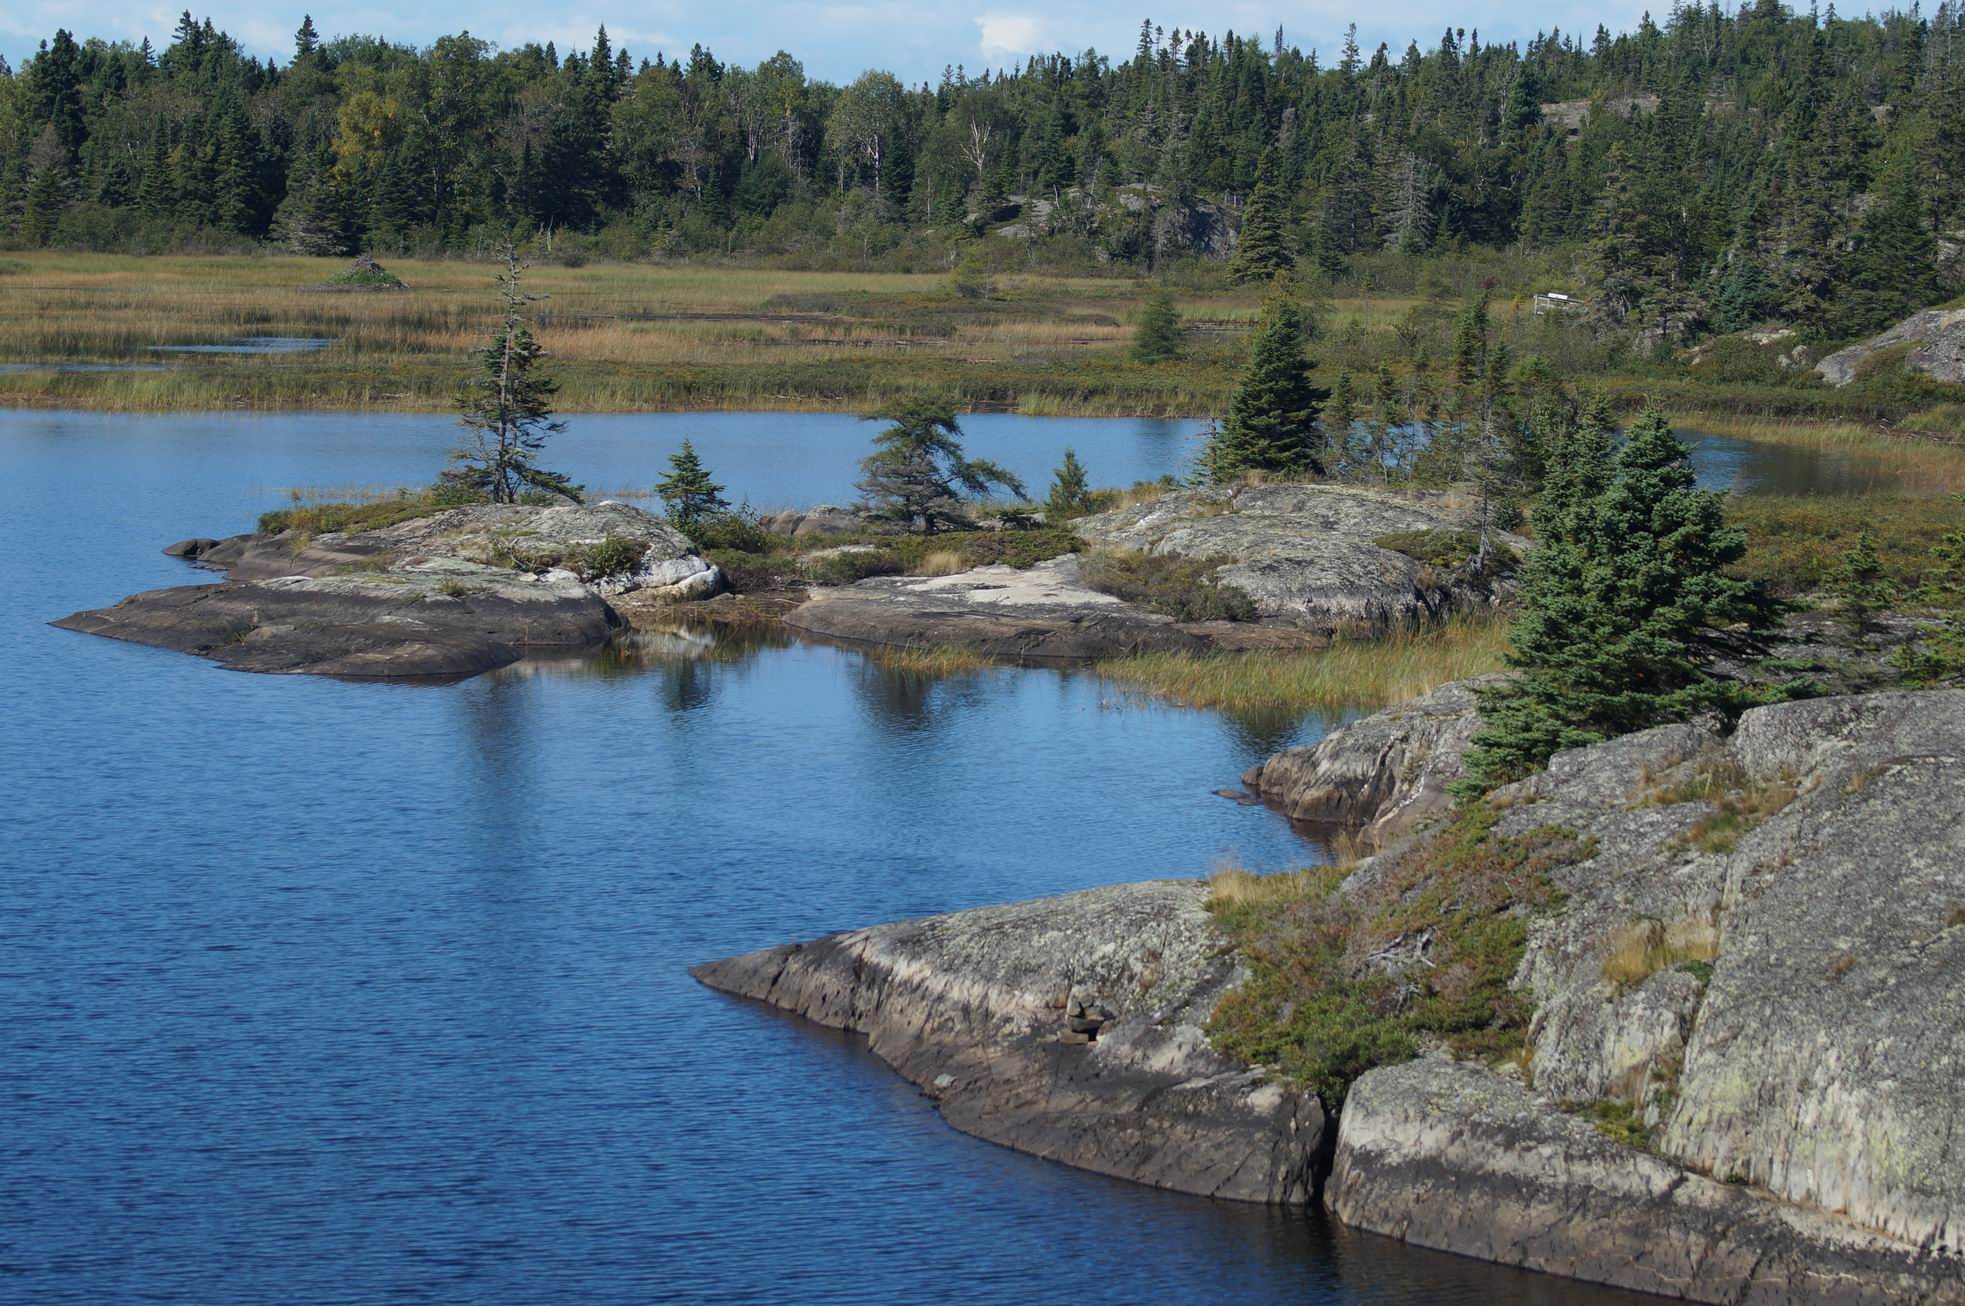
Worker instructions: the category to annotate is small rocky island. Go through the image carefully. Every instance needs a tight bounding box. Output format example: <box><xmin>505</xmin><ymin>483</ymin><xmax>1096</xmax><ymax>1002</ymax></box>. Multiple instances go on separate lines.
<box><xmin>697</xmin><ymin>685</ymin><xmax>1965</xmax><ymax>1304</ymax></box>
<box><xmin>57</xmin><ymin>501</ymin><xmax>723</xmax><ymax>678</ymax></box>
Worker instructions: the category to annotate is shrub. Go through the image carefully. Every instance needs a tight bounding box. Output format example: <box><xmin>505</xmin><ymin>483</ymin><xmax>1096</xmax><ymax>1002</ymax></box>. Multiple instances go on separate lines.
<box><xmin>704</xmin><ymin>548</ymin><xmax>791</xmax><ymax>595</ymax></box>
<box><xmin>258</xmin><ymin>489</ymin><xmax>455</xmax><ymax>536</ymax></box>
<box><xmin>1375</xmin><ymin>528</ymin><xmax>1519</xmax><ymax>571</ymax></box>
<box><xmin>1205</xmin><ymin>806</ymin><xmax>1584</xmax><ymax>1106</ymax></box>
<box><xmin>686</xmin><ymin>508</ymin><xmax>772</xmax><ymax>554</ymax></box>
<box><xmin>1080</xmin><ymin>550</ymin><xmax>1258</xmax><ymax>622</ymax></box>
<box><xmin>575</xmin><ymin>534</ymin><xmax>646</xmax><ymax>581</ymax></box>
<box><xmin>804</xmin><ymin>549</ymin><xmax>905</xmax><ymax>585</ymax></box>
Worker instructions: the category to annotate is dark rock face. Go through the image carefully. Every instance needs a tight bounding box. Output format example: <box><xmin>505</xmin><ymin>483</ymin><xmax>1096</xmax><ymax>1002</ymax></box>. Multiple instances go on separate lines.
<box><xmin>1330</xmin><ymin>1060</ymin><xmax>1965</xmax><ymax>1306</ymax></box>
<box><xmin>784</xmin><ymin>555</ymin><xmax>1322</xmax><ymax>661</ymax></box>
<box><xmin>692</xmin><ymin>881</ymin><xmax>1328</xmax><ymax>1203</ymax></box>
<box><xmin>1243</xmin><ymin>675</ymin><xmax>1502</xmax><ymax>839</ymax></box>
<box><xmin>58</xmin><ymin>502</ymin><xmax>716</xmax><ymax>679</ymax></box>
<box><xmin>162</xmin><ymin>537</ymin><xmax>220</xmax><ymax>559</ymax></box>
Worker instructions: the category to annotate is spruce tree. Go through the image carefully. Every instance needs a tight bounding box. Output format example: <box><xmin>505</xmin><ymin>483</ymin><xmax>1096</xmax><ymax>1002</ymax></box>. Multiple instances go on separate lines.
<box><xmin>1828</xmin><ymin>170</ymin><xmax>1941</xmax><ymax>340</ymax></box>
<box><xmin>1830</xmin><ymin>531</ymin><xmax>1893</xmax><ymax>638</ymax></box>
<box><xmin>1228</xmin><ymin>150</ymin><xmax>1294</xmax><ymax>284</ymax></box>
<box><xmin>1893</xmin><ymin>495</ymin><xmax>1965</xmax><ymax>684</ymax></box>
<box><xmin>656</xmin><ymin>439</ymin><xmax>731</xmax><ymax>529</ymax></box>
<box><xmin>1131</xmin><ymin>287</ymin><xmax>1185</xmax><ymax>362</ymax></box>
<box><xmin>1203</xmin><ymin>297</ymin><xmax>1328</xmax><ymax>481</ymax></box>
<box><xmin>443</xmin><ymin>248</ymin><xmax>582</xmax><ymax>504</ymax></box>
<box><xmin>1459</xmin><ymin>406</ymin><xmax>1756</xmax><ymax>793</ymax></box>
<box><xmin>1046</xmin><ymin>448</ymin><xmax>1092</xmax><ymax>519</ymax></box>
<box><xmin>855</xmin><ymin>399</ymin><xmax>1027</xmax><ymax>534</ymax></box>
<box><xmin>1325</xmin><ymin>369</ymin><xmax>1358</xmax><ymax>472</ymax></box>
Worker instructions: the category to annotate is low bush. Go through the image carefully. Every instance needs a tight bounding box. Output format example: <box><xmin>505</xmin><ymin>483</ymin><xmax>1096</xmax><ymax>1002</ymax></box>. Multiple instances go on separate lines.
<box><xmin>685</xmin><ymin>509</ymin><xmax>773</xmax><ymax>554</ymax></box>
<box><xmin>257</xmin><ymin>488</ymin><xmax>461</xmax><ymax>536</ymax></box>
<box><xmin>804</xmin><ymin>549</ymin><xmax>905</xmax><ymax>585</ymax></box>
<box><xmin>575</xmin><ymin>534</ymin><xmax>645</xmax><ymax>581</ymax></box>
<box><xmin>1375</xmin><ymin>528</ymin><xmax>1520</xmax><ymax>571</ymax></box>
<box><xmin>1206</xmin><ymin>806</ymin><xmax>1586</xmax><ymax>1106</ymax></box>
<box><xmin>1080</xmin><ymin>550</ymin><xmax>1257</xmax><ymax>622</ymax></box>
<box><xmin>704</xmin><ymin>547</ymin><xmax>793</xmax><ymax>594</ymax></box>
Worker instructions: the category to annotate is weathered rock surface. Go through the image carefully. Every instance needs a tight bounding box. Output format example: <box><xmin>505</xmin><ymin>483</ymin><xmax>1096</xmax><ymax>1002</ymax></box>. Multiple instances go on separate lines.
<box><xmin>691</xmin><ymin>880</ymin><xmax>1328</xmax><ymax>1202</ymax></box>
<box><xmin>1242</xmin><ymin>675</ymin><xmax>1502</xmax><ymax>839</ymax></box>
<box><xmin>58</xmin><ymin>502</ymin><xmax>721</xmax><ymax>679</ymax></box>
<box><xmin>1336</xmin><ymin>689</ymin><xmax>1965</xmax><ymax>1297</ymax></box>
<box><xmin>758</xmin><ymin>504</ymin><xmax>878</xmax><ymax>540</ymax></box>
<box><xmin>1815</xmin><ymin>306</ymin><xmax>1965</xmax><ymax>386</ymax></box>
<box><xmin>1330</xmin><ymin>1059</ymin><xmax>1965</xmax><ymax>1305</ymax></box>
<box><xmin>1073</xmin><ymin>483</ymin><xmax>1524</xmax><ymax>634</ymax></box>
<box><xmin>784</xmin><ymin>554</ymin><xmax>1322</xmax><ymax>661</ymax></box>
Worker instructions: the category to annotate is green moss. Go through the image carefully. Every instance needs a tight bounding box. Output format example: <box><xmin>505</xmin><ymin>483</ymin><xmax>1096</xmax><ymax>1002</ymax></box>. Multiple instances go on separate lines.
<box><xmin>1559</xmin><ymin>1098</ymin><xmax>1654</xmax><ymax>1150</ymax></box>
<box><xmin>1205</xmin><ymin>806</ymin><xmax>1584</xmax><ymax>1106</ymax></box>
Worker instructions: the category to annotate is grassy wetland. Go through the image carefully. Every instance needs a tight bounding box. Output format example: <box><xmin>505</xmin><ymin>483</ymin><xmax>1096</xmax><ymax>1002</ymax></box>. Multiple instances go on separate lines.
<box><xmin>3</xmin><ymin>251</ymin><xmax>1961</xmax><ymax>443</ymax></box>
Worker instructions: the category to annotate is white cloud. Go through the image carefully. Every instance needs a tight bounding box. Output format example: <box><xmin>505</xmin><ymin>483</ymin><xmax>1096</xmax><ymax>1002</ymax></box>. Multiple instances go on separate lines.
<box><xmin>975</xmin><ymin>11</ymin><xmax>1047</xmax><ymax>60</ymax></box>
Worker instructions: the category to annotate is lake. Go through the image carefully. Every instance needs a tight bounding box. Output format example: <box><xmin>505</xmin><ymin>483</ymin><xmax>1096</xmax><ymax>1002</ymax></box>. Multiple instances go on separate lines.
<box><xmin>0</xmin><ymin>405</ymin><xmax>1822</xmax><ymax>1305</ymax></box>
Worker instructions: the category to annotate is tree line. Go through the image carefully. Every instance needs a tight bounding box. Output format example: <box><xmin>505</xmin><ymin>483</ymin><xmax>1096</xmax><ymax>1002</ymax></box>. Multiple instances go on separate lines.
<box><xmin>3</xmin><ymin>4</ymin><xmax>1963</xmax><ymax>341</ymax></box>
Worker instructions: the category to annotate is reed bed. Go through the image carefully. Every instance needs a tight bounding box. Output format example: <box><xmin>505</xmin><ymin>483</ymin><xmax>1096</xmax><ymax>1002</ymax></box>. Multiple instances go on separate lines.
<box><xmin>1096</xmin><ymin>613</ymin><xmax>1513</xmax><ymax>714</ymax></box>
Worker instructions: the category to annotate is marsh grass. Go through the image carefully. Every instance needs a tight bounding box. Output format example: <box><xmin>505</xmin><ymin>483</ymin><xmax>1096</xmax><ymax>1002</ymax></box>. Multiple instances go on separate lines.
<box><xmin>1729</xmin><ymin>494</ymin><xmax>1962</xmax><ymax>597</ymax></box>
<box><xmin>863</xmin><ymin>645</ymin><xmax>998</xmax><ymax>675</ymax></box>
<box><xmin>1097</xmin><ymin>613</ymin><xmax>1511</xmax><ymax>713</ymax></box>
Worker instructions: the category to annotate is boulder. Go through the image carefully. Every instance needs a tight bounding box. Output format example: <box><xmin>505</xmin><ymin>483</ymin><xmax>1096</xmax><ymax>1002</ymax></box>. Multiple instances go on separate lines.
<box><xmin>692</xmin><ymin>880</ymin><xmax>1327</xmax><ymax>1203</ymax></box>
<box><xmin>162</xmin><ymin>537</ymin><xmax>219</xmax><ymax>559</ymax></box>
<box><xmin>1073</xmin><ymin>483</ymin><xmax>1524</xmax><ymax>634</ymax></box>
<box><xmin>1242</xmin><ymin>674</ymin><xmax>1501</xmax><ymax>839</ymax></box>
<box><xmin>1815</xmin><ymin>307</ymin><xmax>1965</xmax><ymax>386</ymax></box>
<box><xmin>758</xmin><ymin>504</ymin><xmax>871</xmax><ymax>540</ymax></box>
<box><xmin>1329</xmin><ymin>1059</ymin><xmax>1964</xmax><ymax>1305</ymax></box>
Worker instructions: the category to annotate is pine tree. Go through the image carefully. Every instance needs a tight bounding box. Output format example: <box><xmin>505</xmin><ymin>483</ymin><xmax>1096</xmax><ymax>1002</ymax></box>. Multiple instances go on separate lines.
<box><xmin>1228</xmin><ymin>150</ymin><xmax>1294</xmax><ymax>283</ymax></box>
<box><xmin>1130</xmin><ymin>287</ymin><xmax>1184</xmax><ymax>362</ymax></box>
<box><xmin>1203</xmin><ymin>297</ymin><xmax>1327</xmax><ymax>480</ymax></box>
<box><xmin>1459</xmin><ymin>407</ymin><xmax>1757</xmax><ymax>793</ymax></box>
<box><xmin>1325</xmin><ymin>369</ymin><xmax>1358</xmax><ymax>472</ymax></box>
<box><xmin>855</xmin><ymin>398</ymin><xmax>1027</xmax><ymax>534</ymax></box>
<box><xmin>1830</xmin><ymin>531</ymin><xmax>1894</xmax><ymax>638</ymax></box>
<box><xmin>1046</xmin><ymin>448</ymin><xmax>1092</xmax><ymax>519</ymax></box>
<box><xmin>1894</xmin><ymin>496</ymin><xmax>1965</xmax><ymax>684</ymax></box>
<box><xmin>1828</xmin><ymin>170</ymin><xmax>1941</xmax><ymax>340</ymax></box>
<box><xmin>656</xmin><ymin>439</ymin><xmax>731</xmax><ymax>528</ymax></box>
<box><xmin>443</xmin><ymin>248</ymin><xmax>582</xmax><ymax>504</ymax></box>
<box><xmin>136</xmin><ymin>126</ymin><xmax>174</xmax><ymax>218</ymax></box>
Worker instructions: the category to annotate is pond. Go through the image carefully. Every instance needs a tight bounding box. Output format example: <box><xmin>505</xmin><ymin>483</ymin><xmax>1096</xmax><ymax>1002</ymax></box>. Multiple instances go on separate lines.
<box><xmin>0</xmin><ymin>406</ymin><xmax>1764</xmax><ymax>1305</ymax></box>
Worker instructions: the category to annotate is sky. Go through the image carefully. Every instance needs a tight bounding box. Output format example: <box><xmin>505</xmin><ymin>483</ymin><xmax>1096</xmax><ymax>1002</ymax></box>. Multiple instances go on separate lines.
<box><xmin>3</xmin><ymin>1</ymin><xmax>1664</xmax><ymax>82</ymax></box>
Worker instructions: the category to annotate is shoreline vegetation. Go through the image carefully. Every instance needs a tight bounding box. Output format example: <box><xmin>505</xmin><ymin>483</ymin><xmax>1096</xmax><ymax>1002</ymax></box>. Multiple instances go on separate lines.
<box><xmin>1</xmin><ymin>253</ymin><xmax>1961</xmax><ymax>447</ymax></box>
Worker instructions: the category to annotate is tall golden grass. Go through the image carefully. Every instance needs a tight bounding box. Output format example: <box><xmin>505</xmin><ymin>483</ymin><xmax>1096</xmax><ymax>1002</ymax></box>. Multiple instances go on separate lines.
<box><xmin>1096</xmin><ymin>612</ymin><xmax>1512</xmax><ymax>714</ymax></box>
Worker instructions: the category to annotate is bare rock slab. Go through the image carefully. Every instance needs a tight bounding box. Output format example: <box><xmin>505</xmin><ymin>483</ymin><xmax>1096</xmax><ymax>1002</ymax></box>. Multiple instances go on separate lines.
<box><xmin>1330</xmin><ymin>1059</ymin><xmax>1965</xmax><ymax>1305</ymax></box>
<box><xmin>691</xmin><ymin>880</ymin><xmax>1327</xmax><ymax>1202</ymax></box>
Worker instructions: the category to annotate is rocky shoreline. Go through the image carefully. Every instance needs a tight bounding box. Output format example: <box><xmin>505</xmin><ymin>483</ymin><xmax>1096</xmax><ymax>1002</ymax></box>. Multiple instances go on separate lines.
<box><xmin>55</xmin><ymin>501</ymin><xmax>727</xmax><ymax>679</ymax></box>
<box><xmin>696</xmin><ymin>686</ymin><xmax>1965</xmax><ymax>1304</ymax></box>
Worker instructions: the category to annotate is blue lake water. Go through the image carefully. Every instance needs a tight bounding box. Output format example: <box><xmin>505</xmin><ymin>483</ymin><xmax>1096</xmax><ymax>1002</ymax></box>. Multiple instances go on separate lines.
<box><xmin>0</xmin><ymin>406</ymin><xmax>1786</xmax><ymax>1305</ymax></box>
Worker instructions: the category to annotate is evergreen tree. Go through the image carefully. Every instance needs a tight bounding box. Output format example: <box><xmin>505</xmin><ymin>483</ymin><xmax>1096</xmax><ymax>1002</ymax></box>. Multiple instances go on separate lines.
<box><xmin>1227</xmin><ymin>150</ymin><xmax>1294</xmax><ymax>283</ymax></box>
<box><xmin>1830</xmin><ymin>531</ymin><xmax>1894</xmax><ymax>638</ymax></box>
<box><xmin>1325</xmin><ymin>369</ymin><xmax>1358</xmax><ymax>472</ymax></box>
<box><xmin>1046</xmin><ymin>448</ymin><xmax>1092</xmax><ymax>519</ymax></box>
<box><xmin>1203</xmin><ymin>297</ymin><xmax>1328</xmax><ymax>480</ymax></box>
<box><xmin>655</xmin><ymin>439</ymin><xmax>731</xmax><ymax>528</ymax></box>
<box><xmin>136</xmin><ymin>126</ymin><xmax>174</xmax><ymax>218</ymax></box>
<box><xmin>1828</xmin><ymin>170</ymin><xmax>1941</xmax><ymax>340</ymax></box>
<box><xmin>855</xmin><ymin>398</ymin><xmax>1027</xmax><ymax>533</ymax></box>
<box><xmin>23</xmin><ymin>164</ymin><xmax>67</xmax><ymax>245</ymax></box>
<box><xmin>443</xmin><ymin>249</ymin><xmax>582</xmax><ymax>504</ymax></box>
<box><xmin>1894</xmin><ymin>496</ymin><xmax>1965</xmax><ymax>684</ymax></box>
<box><xmin>1130</xmin><ymin>287</ymin><xmax>1184</xmax><ymax>362</ymax></box>
<box><xmin>1459</xmin><ymin>407</ymin><xmax>1757</xmax><ymax>793</ymax></box>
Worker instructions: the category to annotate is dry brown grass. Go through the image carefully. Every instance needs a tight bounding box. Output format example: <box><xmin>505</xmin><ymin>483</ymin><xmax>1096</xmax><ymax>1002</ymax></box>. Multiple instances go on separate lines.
<box><xmin>1601</xmin><ymin>915</ymin><xmax>1722</xmax><ymax>987</ymax></box>
<box><xmin>1097</xmin><ymin>613</ymin><xmax>1511</xmax><ymax>714</ymax></box>
<box><xmin>908</xmin><ymin>550</ymin><xmax>968</xmax><ymax>577</ymax></box>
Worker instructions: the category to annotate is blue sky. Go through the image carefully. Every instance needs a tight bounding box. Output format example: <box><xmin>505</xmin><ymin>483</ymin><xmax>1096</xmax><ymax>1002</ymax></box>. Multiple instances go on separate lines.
<box><xmin>4</xmin><ymin>2</ymin><xmax>1658</xmax><ymax>81</ymax></box>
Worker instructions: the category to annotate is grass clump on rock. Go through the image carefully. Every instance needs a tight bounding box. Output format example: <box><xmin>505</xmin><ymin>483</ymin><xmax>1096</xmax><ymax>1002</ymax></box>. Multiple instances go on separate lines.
<box><xmin>1205</xmin><ymin>805</ymin><xmax>1586</xmax><ymax>1106</ymax></box>
<box><xmin>1080</xmin><ymin>551</ymin><xmax>1257</xmax><ymax>622</ymax></box>
<box><xmin>574</xmin><ymin>534</ymin><xmax>644</xmax><ymax>582</ymax></box>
